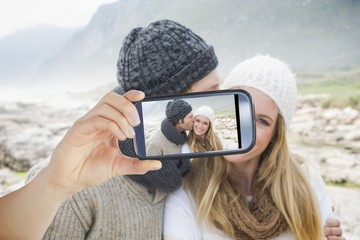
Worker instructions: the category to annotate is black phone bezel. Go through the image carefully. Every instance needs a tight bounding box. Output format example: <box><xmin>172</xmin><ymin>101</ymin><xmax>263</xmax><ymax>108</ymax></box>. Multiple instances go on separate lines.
<box><xmin>132</xmin><ymin>89</ymin><xmax>256</xmax><ymax>160</ymax></box>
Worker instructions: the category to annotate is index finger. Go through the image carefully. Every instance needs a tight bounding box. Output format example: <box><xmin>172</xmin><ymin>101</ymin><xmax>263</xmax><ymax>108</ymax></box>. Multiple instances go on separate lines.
<box><xmin>88</xmin><ymin>90</ymin><xmax>145</xmax><ymax>126</ymax></box>
<box><xmin>325</xmin><ymin>218</ymin><xmax>341</xmax><ymax>228</ymax></box>
<box><xmin>114</xmin><ymin>90</ymin><xmax>145</xmax><ymax>126</ymax></box>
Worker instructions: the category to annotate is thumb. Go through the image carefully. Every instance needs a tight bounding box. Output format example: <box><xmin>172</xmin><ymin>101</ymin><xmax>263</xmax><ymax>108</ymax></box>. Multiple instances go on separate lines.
<box><xmin>113</xmin><ymin>156</ymin><xmax>162</xmax><ymax>176</ymax></box>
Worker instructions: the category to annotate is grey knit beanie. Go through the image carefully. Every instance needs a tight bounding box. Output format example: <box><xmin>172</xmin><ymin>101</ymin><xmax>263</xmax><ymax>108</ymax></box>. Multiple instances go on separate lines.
<box><xmin>116</xmin><ymin>19</ymin><xmax>218</xmax><ymax>96</ymax></box>
<box><xmin>166</xmin><ymin>99</ymin><xmax>192</xmax><ymax>124</ymax></box>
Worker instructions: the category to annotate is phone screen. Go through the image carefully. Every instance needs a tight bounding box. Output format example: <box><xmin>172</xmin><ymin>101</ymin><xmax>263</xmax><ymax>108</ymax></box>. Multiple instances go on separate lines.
<box><xmin>133</xmin><ymin>90</ymin><xmax>255</xmax><ymax>159</ymax></box>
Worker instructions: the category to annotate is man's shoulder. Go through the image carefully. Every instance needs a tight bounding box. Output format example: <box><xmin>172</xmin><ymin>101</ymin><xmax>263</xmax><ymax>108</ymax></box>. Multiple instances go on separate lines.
<box><xmin>66</xmin><ymin>176</ymin><xmax>156</xmax><ymax>209</ymax></box>
<box><xmin>70</xmin><ymin>176</ymin><xmax>129</xmax><ymax>199</ymax></box>
<box><xmin>148</xmin><ymin>128</ymin><xmax>164</xmax><ymax>138</ymax></box>
<box><xmin>147</xmin><ymin>129</ymin><xmax>167</xmax><ymax>144</ymax></box>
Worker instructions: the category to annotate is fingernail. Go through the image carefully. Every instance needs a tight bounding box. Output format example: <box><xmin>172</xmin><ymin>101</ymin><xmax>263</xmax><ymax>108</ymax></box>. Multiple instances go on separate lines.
<box><xmin>128</xmin><ymin>126</ymin><xmax>135</xmax><ymax>138</ymax></box>
<box><xmin>151</xmin><ymin>161</ymin><xmax>162</xmax><ymax>170</ymax></box>
<box><xmin>133</xmin><ymin>90</ymin><xmax>144</xmax><ymax>95</ymax></box>
<box><xmin>130</xmin><ymin>114</ymin><xmax>140</xmax><ymax>126</ymax></box>
<box><xmin>117</xmin><ymin>130</ymin><xmax>126</xmax><ymax>140</ymax></box>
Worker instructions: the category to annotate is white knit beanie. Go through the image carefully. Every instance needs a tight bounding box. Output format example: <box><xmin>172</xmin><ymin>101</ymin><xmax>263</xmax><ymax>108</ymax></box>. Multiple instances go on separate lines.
<box><xmin>221</xmin><ymin>55</ymin><xmax>297</xmax><ymax>128</ymax></box>
<box><xmin>194</xmin><ymin>106</ymin><xmax>216</xmax><ymax>123</ymax></box>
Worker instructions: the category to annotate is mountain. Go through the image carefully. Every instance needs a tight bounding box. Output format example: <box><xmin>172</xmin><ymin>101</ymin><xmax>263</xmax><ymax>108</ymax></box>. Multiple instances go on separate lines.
<box><xmin>1</xmin><ymin>0</ymin><xmax>360</xmax><ymax>91</ymax></box>
<box><xmin>0</xmin><ymin>25</ymin><xmax>78</xmax><ymax>88</ymax></box>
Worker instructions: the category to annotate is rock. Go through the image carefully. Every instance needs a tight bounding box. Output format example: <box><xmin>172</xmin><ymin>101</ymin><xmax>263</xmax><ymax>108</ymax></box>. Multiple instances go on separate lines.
<box><xmin>291</xmin><ymin>98</ymin><xmax>360</xmax><ymax>153</ymax></box>
<box><xmin>0</xmin><ymin>168</ymin><xmax>23</xmax><ymax>195</ymax></box>
<box><xmin>338</xmin><ymin>107</ymin><xmax>359</xmax><ymax>124</ymax></box>
<box><xmin>344</xmin><ymin>129</ymin><xmax>360</xmax><ymax>141</ymax></box>
<box><xmin>322</xmin><ymin>108</ymin><xmax>342</xmax><ymax>121</ymax></box>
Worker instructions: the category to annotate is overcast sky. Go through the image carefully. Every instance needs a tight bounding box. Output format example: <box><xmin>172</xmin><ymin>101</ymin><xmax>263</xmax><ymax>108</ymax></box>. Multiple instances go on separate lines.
<box><xmin>0</xmin><ymin>0</ymin><xmax>117</xmax><ymax>38</ymax></box>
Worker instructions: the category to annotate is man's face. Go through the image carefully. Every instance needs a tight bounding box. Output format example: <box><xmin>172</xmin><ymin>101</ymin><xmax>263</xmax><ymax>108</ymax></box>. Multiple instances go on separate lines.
<box><xmin>177</xmin><ymin>112</ymin><xmax>194</xmax><ymax>131</ymax></box>
<box><xmin>186</xmin><ymin>70</ymin><xmax>220</xmax><ymax>93</ymax></box>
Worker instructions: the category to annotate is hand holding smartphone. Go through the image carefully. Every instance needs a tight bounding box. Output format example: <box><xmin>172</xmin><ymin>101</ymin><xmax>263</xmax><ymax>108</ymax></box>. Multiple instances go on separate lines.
<box><xmin>133</xmin><ymin>90</ymin><xmax>255</xmax><ymax>160</ymax></box>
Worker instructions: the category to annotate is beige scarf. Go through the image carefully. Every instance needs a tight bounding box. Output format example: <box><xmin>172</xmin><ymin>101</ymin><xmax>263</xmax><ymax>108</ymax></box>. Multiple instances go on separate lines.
<box><xmin>216</xmin><ymin>178</ymin><xmax>288</xmax><ymax>240</ymax></box>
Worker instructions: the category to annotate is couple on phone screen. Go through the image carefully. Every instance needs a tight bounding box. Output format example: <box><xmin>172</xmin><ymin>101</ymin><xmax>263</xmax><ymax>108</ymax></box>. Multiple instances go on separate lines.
<box><xmin>146</xmin><ymin>99</ymin><xmax>221</xmax><ymax>157</ymax></box>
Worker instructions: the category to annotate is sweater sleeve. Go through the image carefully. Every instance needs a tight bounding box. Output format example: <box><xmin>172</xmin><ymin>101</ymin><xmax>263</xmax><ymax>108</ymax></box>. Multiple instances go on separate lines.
<box><xmin>163</xmin><ymin>187</ymin><xmax>201</xmax><ymax>240</ymax></box>
<box><xmin>42</xmin><ymin>194</ymin><xmax>89</xmax><ymax>240</ymax></box>
<box><xmin>25</xmin><ymin>157</ymin><xmax>50</xmax><ymax>184</ymax></box>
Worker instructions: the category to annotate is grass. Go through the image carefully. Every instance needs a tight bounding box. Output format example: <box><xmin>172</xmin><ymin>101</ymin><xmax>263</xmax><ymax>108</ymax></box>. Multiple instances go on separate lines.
<box><xmin>216</xmin><ymin>107</ymin><xmax>237</xmax><ymax>119</ymax></box>
<box><xmin>15</xmin><ymin>171</ymin><xmax>28</xmax><ymax>179</ymax></box>
<box><xmin>297</xmin><ymin>67</ymin><xmax>360</xmax><ymax>110</ymax></box>
<box><xmin>326</xmin><ymin>181</ymin><xmax>360</xmax><ymax>190</ymax></box>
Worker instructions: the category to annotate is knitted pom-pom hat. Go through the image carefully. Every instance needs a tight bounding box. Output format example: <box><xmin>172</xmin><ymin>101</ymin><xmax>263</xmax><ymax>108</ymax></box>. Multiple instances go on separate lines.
<box><xmin>222</xmin><ymin>55</ymin><xmax>297</xmax><ymax>128</ymax></box>
<box><xmin>194</xmin><ymin>106</ymin><xmax>216</xmax><ymax>123</ymax></box>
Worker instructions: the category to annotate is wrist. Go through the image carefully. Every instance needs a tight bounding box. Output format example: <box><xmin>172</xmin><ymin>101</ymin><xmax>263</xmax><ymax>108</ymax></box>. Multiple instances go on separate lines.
<box><xmin>34</xmin><ymin>167</ymin><xmax>78</xmax><ymax>202</ymax></box>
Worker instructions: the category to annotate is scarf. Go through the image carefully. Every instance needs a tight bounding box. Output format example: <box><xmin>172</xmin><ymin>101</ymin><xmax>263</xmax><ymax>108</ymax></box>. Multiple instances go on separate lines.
<box><xmin>126</xmin><ymin>119</ymin><xmax>190</xmax><ymax>193</ymax></box>
<box><xmin>216</xmin><ymin>178</ymin><xmax>288</xmax><ymax>240</ymax></box>
<box><xmin>161</xmin><ymin>118</ymin><xmax>187</xmax><ymax>145</ymax></box>
<box><xmin>112</xmin><ymin>87</ymin><xmax>191</xmax><ymax>193</ymax></box>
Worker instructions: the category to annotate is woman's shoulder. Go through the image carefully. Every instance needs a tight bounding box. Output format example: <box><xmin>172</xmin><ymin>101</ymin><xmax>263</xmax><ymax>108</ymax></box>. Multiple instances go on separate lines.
<box><xmin>181</xmin><ymin>143</ymin><xmax>191</xmax><ymax>154</ymax></box>
<box><xmin>166</xmin><ymin>185</ymin><xmax>191</xmax><ymax>203</ymax></box>
<box><xmin>299</xmin><ymin>161</ymin><xmax>334</xmax><ymax>223</ymax></box>
<box><xmin>165</xmin><ymin>185</ymin><xmax>198</xmax><ymax>215</ymax></box>
<box><xmin>299</xmin><ymin>162</ymin><xmax>324</xmax><ymax>185</ymax></box>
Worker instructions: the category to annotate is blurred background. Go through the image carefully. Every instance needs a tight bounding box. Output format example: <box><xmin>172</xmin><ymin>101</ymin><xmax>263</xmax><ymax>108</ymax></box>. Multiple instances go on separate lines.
<box><xmin>1</xmin><ymin>0</ymin><xmax>360</xmax><ymax>93</ymax></box>
<box><xmin>0</xmin><ymin>0</ymin><xmax>359</xmax><ymax>238</ymax></box>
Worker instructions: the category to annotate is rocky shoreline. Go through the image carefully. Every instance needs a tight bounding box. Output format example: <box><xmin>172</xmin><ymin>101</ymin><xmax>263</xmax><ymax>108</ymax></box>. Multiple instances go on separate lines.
<box><xmin>0</xmin><ymin>91</ymin><xmax>359</xmax><ymax>239</ymax></box>
<box><xmin>290</xmin><ymin>95</ymin><xmax>360</xmax><ymax>186</ymax></box>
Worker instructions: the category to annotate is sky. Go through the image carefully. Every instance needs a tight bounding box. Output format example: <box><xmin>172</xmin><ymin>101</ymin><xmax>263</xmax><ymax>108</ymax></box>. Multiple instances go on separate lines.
<box><xmin>0</xmin><ymin>0</ymin><xmax>117</xmax><ymax>38</ymax></box>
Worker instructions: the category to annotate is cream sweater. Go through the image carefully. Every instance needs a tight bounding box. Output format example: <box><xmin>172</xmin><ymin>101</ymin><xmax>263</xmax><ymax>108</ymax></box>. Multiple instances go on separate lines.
<box><xmin>163</xmin><ymin>166</ymin><xmax>333</xmax><ymax>240</ymax></box>
<box><xmin>42</xmin><ymin>176</ymin><xmax>167</xmax><ymax>240</ymax></box>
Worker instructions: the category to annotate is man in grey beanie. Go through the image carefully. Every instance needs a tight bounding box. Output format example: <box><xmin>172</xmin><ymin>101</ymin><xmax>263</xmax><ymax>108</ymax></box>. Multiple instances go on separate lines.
<box><xmin>33</xmin><ymin>19</ymin><xmax>221</xmax><ymax>239</ymax></box>
<box><xmin>147</xmin><ymin>99</ymin><xmax>194</xmax><ymax>157</ymax></box>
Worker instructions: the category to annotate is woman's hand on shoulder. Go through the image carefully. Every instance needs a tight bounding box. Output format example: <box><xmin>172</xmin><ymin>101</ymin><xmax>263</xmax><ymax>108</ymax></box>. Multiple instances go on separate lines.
<box><xmin>325</xmin><ymin>218</ymin><xmax>345</xmax><ymax>240</ymax></box>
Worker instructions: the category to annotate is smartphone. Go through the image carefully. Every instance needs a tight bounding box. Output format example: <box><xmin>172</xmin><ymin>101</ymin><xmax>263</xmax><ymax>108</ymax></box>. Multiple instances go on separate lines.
<box><xmin>133</xmin><ymin>89</ymin><xmax>255</xmax><ymax>160</ymax></box>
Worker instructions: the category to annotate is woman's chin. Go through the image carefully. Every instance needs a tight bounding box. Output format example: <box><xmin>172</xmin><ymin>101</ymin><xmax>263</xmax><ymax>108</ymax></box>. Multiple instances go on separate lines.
<box><xmin>194</xmin><ymin>130</ymin><xmax>204</xmax><ymax>136</ymax></box>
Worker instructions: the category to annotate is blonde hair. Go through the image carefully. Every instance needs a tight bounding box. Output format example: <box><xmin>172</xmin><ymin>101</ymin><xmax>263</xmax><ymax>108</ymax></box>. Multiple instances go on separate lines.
<box><xmin>188</xmin><ymin>121</ymin><xmax>223</xmax><ymax>152</ymax></box>
<box><xmin>184</xmin><ymin>115</ymin><xmax>324</xmax><ymax>240</ymax></box>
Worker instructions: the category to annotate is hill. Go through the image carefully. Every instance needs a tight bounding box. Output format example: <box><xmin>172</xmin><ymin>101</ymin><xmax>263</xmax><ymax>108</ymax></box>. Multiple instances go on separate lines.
<box><xmin>1</xmin><ymin>0</ymin><xmax>359</xmax><ymax>91</ymax></box>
